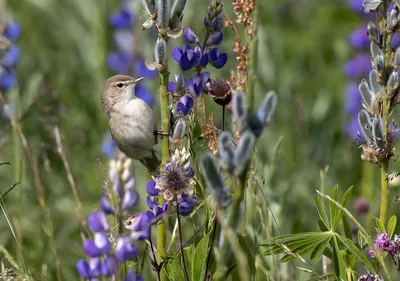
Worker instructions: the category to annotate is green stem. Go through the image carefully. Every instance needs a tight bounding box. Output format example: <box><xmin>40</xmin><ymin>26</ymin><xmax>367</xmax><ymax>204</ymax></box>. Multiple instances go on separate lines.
<box><xmin>380</xmin><ymin>160</ymin><xmax>389</xmax><ymax>224</ymax></box>
<box><xmin>361</xmin><ymin>161</ymin><xmax>374</xmax><ymax>232</ymax></box>
<box><xmin>158</xmin><ymin>67</ymin><xmax>170</xmax><ymax>281</ymax></box>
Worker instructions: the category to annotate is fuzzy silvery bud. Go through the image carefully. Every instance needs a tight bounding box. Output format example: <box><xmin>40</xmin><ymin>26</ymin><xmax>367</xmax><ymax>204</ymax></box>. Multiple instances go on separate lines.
<box><xmin>172</xmin><ymin>118</ymin><xmax>186</xmax><ymax>140</ymax></box>
<box><xmin>370</xmin><ymin>42</ymin><xmax>380</xmax><ymax>60</ymax></box>
<box><xmin>359</xmin><ymin>79</ymin><xmax>374</xmax><ymax>106</ymax></box>
<box><xmin>141</xmin><ymin>0</ymin><xmax>155</xmax><ymax>15</ymax></box>
<box><xmin>155</xmin><ymin>37</ymin><xmax>167</xmax><ymax>64</ymax></box>
<box><xmin>372</xmin><ymin>117</ymin><xmax>385</xmax><ymax>148</ymax></box>
<box><xmin>232</xmin><ymin>91</ymin><xmax>248</xmax><ymax>133</ymax></box>
<box><xmin>367</xmin><ymin>22</ymin><xmax>382</xmax><ymax>46</ymax></box>
<box><xmin>156</xmin><ymin>0</ymin><xmax>170</xmax><ymax>29</ymax></box>
<box><xmin>394</xmin><ymin>47</ymin><xmax>400</xmax><ymax>68</ymax></box>
<box><xmin>218</xmin><ymin>132</ymin><xmax>235</xmax><ymax>173</ymax></box>
<box><xmin>387</xmin><ymin>8</ymin><xmax>399</xmax><ymax>30</ymax></box>
<box><xmin>201</xmin><ymin>153</ymin><xmax>231</xmax><ymax>208</ymax></box>
<box><xmin>257</xmin><ymin>91</ymin><xmax>277</xmax><ymax>125</ymax></box>
<box><xmin>387</xmin><ymin>71</ymin><xmax>400</xmax><ymax>96</ymax></box>
<box><xmin>171</xmin><ymin>0</ymin><xmax>187</xmax><ymax>22</ymax></box>
<box><xmin>174</xmin><ymin>74</ymin><xmax>186</xmax><ymax>94</ymax></box>
<box><xmin>362</xmin><ymin>0</ymin><xmax>381</xmax><ymax>13</ymax></box>
<box><xmin>373</xmin><ymin>53</ymin><xmax>384</xmax><ymax>73</ymax></box>
<box><xmin>358</xmin><ymin>109</ymin><xmax>373</xmax><ymax>145</ymax></box>
<box><xmin>369</xmin><ymin>69</ymin><xmax>381</xmax><ymax>95</ymax></box>
<box><xmin>233</xmin><ymin>131</ymin><xmax>255</xmax><ymax>177</ymax></box>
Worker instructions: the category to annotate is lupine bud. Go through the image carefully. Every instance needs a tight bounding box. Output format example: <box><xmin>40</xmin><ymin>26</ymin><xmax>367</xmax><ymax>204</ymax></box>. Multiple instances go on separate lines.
<box><xmin>171</xmin><ymin>0</ymin><xmax>187</xmax><ymax>22</ymax></box>
<box><xmin>183</xmin><ymin>27</ymin><xmax>198</xmax><ymax>43</ymax></box>
<box><xmin>155</xmin><ymin>37</ymin><xmax>167</xmax><ymax>64</ymax></box>
<box><xmin>358</xmin><ymin>109</ymin><xmax>373</xmax><ymax>145</ymax></box>
<box><xmin>201</xmin><ymin>153</ymin><xmax>231</xmax><ymax>208</ymax></box>
<box><xmin>372</xmin><ymin>117</ymin><xmax>385</xmax><ymax>148</ymax></box>
<box><xmin>362</xmin><ymin>0</ymin><xmax>381</xmax><ymax>13</ymax></box>
<box><xmin>218</xmin><ymin>132</ymin><xmax>235</xmax><ymax>173</ymax></box>
<box><xmin>367</xmin><ymin>22</ymin><xmax>381</xmax><ymax>46</ymax></box>
<box><xmin>359</xmin><ymin>79</ymin><xmax>374</xmax><ymax>106</ymax></box>
<box><xmin>387</xmin><ymin>8</ymin><xmax>399</xmax><ymax>30</ymax></box>
<box><xmin>76</xmin><ymin>259</ymin><xmax>91</xmax><ymax>278</ymax></box>
<box><xmin>172</xmin><ymin>117</ymin><xmax>187</xmax><ymax>140</ymax></box>
<box><xmin>369</xmin><ymin>69</ymin><xmax>381</xmax><ymax>94</ymax></box>
<box><xmin>370</xmin><ymin>41</ymin><xmax>380</xmax><ymax>60</ymax></box>
<box><xmin>207</xmin><ymin>31</ymin><xmax>223</xmax><ymax>46</ymax></box>
<box><xmin>395</xmin><ymin>47</ymin><xmax>400</xmax><ymax>68</ymax></box>
<box><xmin>174</xmin><ymin>74</ymin><xmax>186</xmax><ymax>94</ymax></box>
<box><xmin>141</xmin><ymin>0</ymin><xmax>155</xmax><ymax>15</ymax></box>
<box><xmin>373</xmin><ymin>53</ymin><xmax>384</xmax><ymax>73</ymax></box>
<box><xmin>234</xmin><ymin>131</ymin><xmax>256</xmax><ymax>176</ymax></box>
<box><xmin>155</xmin><ymin>0</ymin><xmax>170</xmax><ymax>29</ymax></box>
<box><xmin>257</xmin><ymin>91</ymin><xmax>278</xmax><ymax>125</ymax></box>
<box><xmin>232</xmin><ymin>91</ymin><xmax>248</xmax><ymax>133</ymax></box>
<box><xmin>387</xmin><ymin>71</ymin><xmax>400</xmax><ymax>96</ymax></box>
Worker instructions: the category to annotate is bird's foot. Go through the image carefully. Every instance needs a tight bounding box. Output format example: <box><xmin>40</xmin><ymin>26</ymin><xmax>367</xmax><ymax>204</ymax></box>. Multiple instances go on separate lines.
<box><xmin>155</xmin><ymin>129</ymin><xmax>169</xmax><ymax>139</ymax></box>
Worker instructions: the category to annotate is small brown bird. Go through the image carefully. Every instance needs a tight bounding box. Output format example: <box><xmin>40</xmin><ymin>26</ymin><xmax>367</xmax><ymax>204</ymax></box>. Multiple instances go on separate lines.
<box><xmin>101</xmin><ymin>75</ymin><xmax>160</xmax><ymax>174</ymax></box>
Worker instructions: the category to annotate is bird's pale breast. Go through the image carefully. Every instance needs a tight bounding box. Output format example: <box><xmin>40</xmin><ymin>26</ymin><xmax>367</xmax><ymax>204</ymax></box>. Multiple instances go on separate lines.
<box><xmin>109</xmin><ymin>98</ymin><xmax>156</xmax><ymax>159</ymax></box>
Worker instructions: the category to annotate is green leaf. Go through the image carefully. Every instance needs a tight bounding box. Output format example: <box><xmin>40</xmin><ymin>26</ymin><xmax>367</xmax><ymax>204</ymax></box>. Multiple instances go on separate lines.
<box><xmin>183</xmin><ymin>244</ymin><xmax>195</xmax><ymax>280</ymax></box>
<box><xmin>388</xmin><ymin>215</ymin><xmax>397</xmax><ymax>239</ymax></box>
<box><xmin>165</xmin><ymin>257</ymin><xmax>184</xmax><ymax>281</ymax></box>
<box><xmin>336</xmin><ymin>234</ymin><xmax>376</xmax><ymax>274</ymax></box>
<box><xmin>329</xmin><ymin>185</ymin><xmax>338</xmax><ymax>227</ymax></box>
<box><xmin>376</xmin><ymin>218</ymin><xmax>386</xmax><ymax>233</ymax></box>
<box><xmin>238</xmin><ymin>234</ymin><xmax>256</xmax><ymax>274</ymax></box>
<box><xmin>0</xmin><ymin>182</ymin><xmax>21</xmax><ymax>201</ymax></box>
<box><xmin>332</xmin><ymin>186</ymin><xmax>353</xmax><ymax>230</ymax></box>
<box><xmin>310</xmin><ymin>234</ymin><xmax>332</xmax><ymax>262</ymax></box>
<box><xmin>192</xmin><ymin>235</ymin><xmax>209</xmax><ymax>281</ymax></box>
<box><xmin>332</xmin><ymin>236</ymin><xmax>346</xmax><ymax>280</ymax></box>
<box><xmin>342</xmin><ymin>213</ymin><xmax>352</xmax><ymax>240</ymax></box>
<box><xmin>315</xmin><ymin>196</ymin><xmax>330</xmax><ymax>229</ymax></box>
<box><xmin>318</xmin><ymin>219</ymin><xmax>329</xmax><ymax>232</ymax></box>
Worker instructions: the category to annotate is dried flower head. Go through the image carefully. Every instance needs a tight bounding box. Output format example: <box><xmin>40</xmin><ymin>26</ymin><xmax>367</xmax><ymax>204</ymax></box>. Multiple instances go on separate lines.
<box><xmin>156</xmin><ymin>148</ymin><xmax>195</xmax><ymax>201</ymax></box>
<box><xmin>207</xmin><ymin>78</ymin><xmax>232</xmax><ymax>106</ymax></box>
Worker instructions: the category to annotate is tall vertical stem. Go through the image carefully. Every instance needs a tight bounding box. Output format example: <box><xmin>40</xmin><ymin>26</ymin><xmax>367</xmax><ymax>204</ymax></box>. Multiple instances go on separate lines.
<box><xmin>158</xmin><ymin>67</ymin><xmax>170</xmax><ymax>281</ymax></box>
<box><xmin>380</xmin><ymin>160</ymin><xmax>389</xmax><ymax>224</ymax></box>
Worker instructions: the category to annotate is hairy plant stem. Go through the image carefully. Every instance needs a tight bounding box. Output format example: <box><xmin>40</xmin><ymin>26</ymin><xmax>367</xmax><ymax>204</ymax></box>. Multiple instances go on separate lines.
<box><xmin>158</xmin><ymin>66</ymin><xmax>170</xmax><ymax>281</ymax></box>
<box><xmin>246</xmin><ymin>1</ymin><xmax>259</xmax><ymax>112</ymax></box>
<box><xmin>177</xmin><ymin>201</ymin><xmax>190</xmax><ymax>281</ymax></box>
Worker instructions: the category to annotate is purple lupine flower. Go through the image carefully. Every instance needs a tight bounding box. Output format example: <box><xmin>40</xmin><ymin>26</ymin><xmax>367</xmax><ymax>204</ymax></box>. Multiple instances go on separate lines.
<box><xmin>189</xmin><ymin>75</ymin><xmax>203</xmax><ymax>98</ymax></box>
<box><xmin>135</xmin><ymin>58</ymin><xmax>157</xmax><ymax>78</ymax></box>
<box><xmin>172</xmin><ymin>43</ymin><xmax>199</xmax><ymax>71</ymax></box>
<box><xmin>146</xmin><ymin>179</ymin><xmax>160</xmax><ymax>196</ymax></box>
<box><xmin>128</xmin><ymin>212</ymin><xmax>152</xmax><ymax>240</ymax></box>
<box><xmin>184</xmin><ymin>27</ymin><xmax>199</xmax><ymax>43</ymax></box>
<box><xmin>113</xmin><ymin>30</ymin><xmax>135</xmax><ymax>54</ymax></box>
<box><xmin>4</xmin><ymin>21</ymin><xmax>21</xmax><ymax>41</ymax></box>
<box><xmin>178</xmin><ymin>194</ymin><xmax>198</xmax><ymax>216</ymax></box>
<box><xmin>135</xmin><ymin>83</ymin><xmax>155</xmax><ymax>106</ymax></box>
<box><xmin>345</xmin><ymin>82</ymin><xmax>362</xmax><ymax>114</ymax></box>
<box><xmin>349</xmin><ymin>25</ymin><xmax>369</xmax><ymax>49</ymax></box>
<box><xmin>208</xmin><ymin>47</ymin><xmax>228</xmax><ymax>69</ymax></box>
<box><xmin>2</xmin><ymin>45</ymin><xmax>20</xmax><ymax>68</ymax></box>
<box><xmin>76</xmin><ymin>259</ymin><xmax>91</xmax><ymax>279</ymax></box>
<box><xmin>101</xmin><ymin>255</ymin><xmax>117</xmax><ymax>277</ymax></box>
<box><xmin>116</xmin><ymin>237</ymin><xmax>137</xmax><ymax>262</ymax></box>
<box><xmin>88</xmin><ymin>258</ymin><xmax>102</xmax><ymax>278</ymax></box>
<box><xmin>125</xmin><ymin>270</ymin><xmax>143</xmax><ymax>281</ymax></box>
<box><xmin>0</xmin><ymin>69</ymin><xmax>16</xmax><ymax>91</ymax></box>
<box><xmin>101</xmin><ymin>136</ymin><xmax>118</xmax><ymax>158</ymax></box>
<box><xmin>176</xmin><ymin>95</ymin><xmax>194</xmax><ymax>116</ymax></box>
<box><xmin>109</xmin><ymin>5</ymin><xmax>135</xmax><ymax>29</ymax></box>
<box><xmin>88</xmin><ymin>211</ymin><xmax>110</xmax><ymax>233</ymax></box>
<box><xmin>107</xmin><ymin>52</ymin><xmax>132</xmax><ymax>74</ymax></box>
<box><xmin>208</xmin><ymin>31</ymin><xmax>224</xmax><ymax>46</ymax></box>
<box><xmin>121</xmin><ymin>190</ymin><xmax>139</xmax><ymax>209</ymax></box>
<box><xmin>204</xmin><ymin>0</ymin><xmax>223</xmax><ymax>32</ymax></box>
<box><xmin>344</xmin><ymin>54</ymin><xmax>372</xmax><ymax>78</ymax></box>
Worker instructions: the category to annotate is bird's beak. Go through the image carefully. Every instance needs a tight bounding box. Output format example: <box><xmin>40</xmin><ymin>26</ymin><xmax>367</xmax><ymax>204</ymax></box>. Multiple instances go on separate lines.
<box><xmin>133</xmin><ymin>77</ymin><xmax>144</xmax><ymax>84</ymax></box>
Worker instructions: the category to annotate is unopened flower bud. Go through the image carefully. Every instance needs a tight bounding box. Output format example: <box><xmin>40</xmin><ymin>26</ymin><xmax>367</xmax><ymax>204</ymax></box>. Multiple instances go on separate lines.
<box><xmin>155</xmin><ymin>0</ymin><xmax>170</xmax><ymax>29</ymax></box>
<box><xmin>172</xmin><ymin>118</ymin><xmax>186</xmax><ymax>140</ymax></box>
<box><xmin>183</xmin><ymin>27</ymin><xmax>198</xmax><ymax>43</ymax></box>
<box><xmin>387</xmin><ymin>71</ymin><xmax>400</xmax><ymax>96</ymax></box>
<box><xmin>155</xmin><ymin>37</ymin><xmax>167</xmax><ymax>64</ymax></box>
<box><xmin>387</xmin><ymin>8</ymin><xmax>399</xmax><ymax>30</ymax></box>
<box><xmin>394</xmin><ymin>47</ymin><xmax>400</xmax><ymax>68</ymax></box>
<box><xmin>232</xmin><ymin>91</ymin><xmax>248</xmax><ymax>132</ymax></box>
<box><xmin>171</xmin><ymin>0</ymin><xmax>187</xmax><ymax>22</ymax></box>
<box><xmin>207</xmin><ymin>78</ymin><xmax>232</xmax><ymax>106</ymax></box>
<box><xmin>256</xmin><ymin>91</ymin><xmax>277</xmax><ymax>125</ymax></box>
<box><xmin>372</xmin><ymin>117</ymin><xmax>385</xmax><ymax>148</ymax></box>
<box><xmin>367</xmin><ymin>22</ymin><xmax>382</xmax><ymax>46</ymax></box>
<box><xmin>234</xmin><ymin>131</ymin><xmax>255</xmax><ymax>177</ymax></box>
<box><xmin>359</xmin><ymin>79</ymin><xmax>374</xmax><ymax>106</ymax></box>
<box><xmin>370</xmin><ymin>41</ymin><xmax>380</xmax><ymax>60</ymax></box>
<box><xmin>141</xmin><ymin>0</ymin><xmax>155</xmax><ymax>15</ymax></box>
<box><xmin>373</xmin><ymin>53</ymin><xmax>384</xmax><ymax>73</ymax></box>
<box><xmin>369</xmin><ymin>69</ymin><xmax>382</xmax><ymax>95</ymax></box>
<box><xmin>358</xmin><ymin>109</ymin><xmax>373</xmax><ymax>145</ymax></box>
<box><xmin>218</xmin><ymin>132</ymin><xmax>234</xmax><ymax>173</ymax></box>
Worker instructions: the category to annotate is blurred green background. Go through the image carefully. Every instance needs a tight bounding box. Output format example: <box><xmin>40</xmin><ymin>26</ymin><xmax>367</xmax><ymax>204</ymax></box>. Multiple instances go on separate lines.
<box><xmin>0</xmin><ymin>0</ymin><xmax>398</xmax><ymax>280</ymax></box>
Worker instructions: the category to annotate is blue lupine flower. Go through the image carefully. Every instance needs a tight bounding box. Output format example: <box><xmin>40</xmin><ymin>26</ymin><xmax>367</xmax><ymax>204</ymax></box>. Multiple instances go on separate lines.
<box><xmin>88</xmin><ymin>211</ymin><xmax>110</xmax><ymax>233</ymax></box>
<box><xmin>176</xmin><ymin>95</ymin><xmax>194</xmax><ymax>116</ymax></box>
<box><xmin>135</xmin><ymin>58</ymin><xmax>157</xmax><ymax>78</ymax></box>
<box><xmin>0</xmin><ymin>69</ymin><xmax>16</xmax><ymax>91</ymax></box>
<box><xmin>349</xmin><ymin>25</ymin><xmax>369</xmax><ymax>49</ymax></box>
<box><xmin>135</xmin><ymin>83</ymin><xmax>155</xmax><ymax>106</ymax></box>
<box><xmin>189</xmin><ymin>76</ymin><xmax>203</xmax><ymax>98</ymax></box>
<box><xmin>4</xmin><ymin>21</ymin><xmax>21</xmax><ymax>41</ymax></box>
<box><xmin>109</xmin><ymin>5</ymin><xmax>135</xmax><ymax>29</ymax></box>
<box><xmin>113</xmin><ymin>30</ymin><xmax>135</xmax><ymax>54</ymax></box>
<box><xmin>146</xmin><ymin>179</ymin><xmax>160</xmax><ymax>196</ymax></box>
<box><xmin>343</xmin><ymin>54</ymin><xmax>371</xmax><ymax>79</ymax></box>
<box><xmin>184</xmin><ymin>27</ymin><xmax>198</xmax><ymax>44</ymax></box>
<box><xmin>128</xmin><ymin>212</ymin><xmax>152</xmax><ymax>240</ymax></box>
<box><xmin>101</xmin><ymin>256</ymin><xmax>117</xmax><ymax>277</ymax></box>
<box><xmin>208</xmin><ymin>31</ymin><xmax>223</xmax><ymax>46</ymax></box>
<box><xmin>195</xmin><ymin>46</ymin><xmax>209</xmax><ymax>68</ymax></box>
<box><xmin>107</xmin><ymin>52</ymin><xmax>132</xmax><ymax>74</ymax></box>
<box><xmin>345</xmin><ymin>82</ymin><xmax>362</xmax><ymax>115</ymax></box>
<box><xmin>178</xmin><ymin>194</ymin><xmax>198</xmax><ymax>216</ymax></box>
<box><xmin>116</xmin><ymin>237</ymin><xmax>137</xmax><ymax>262</ymax></box>
<box><xmin>2</xmin><ymin>45</ymin><xmax>20</xmax><ymax>68</ymax></box>
<box><xmin>125</xmin><ymin>270</ymin><xmax>143</xmax><ymax>281</ymax></box>
<box><xmin>208</xmin><ymin>47</ymin><xmax>227</xmax><ymax>69</ymax></box>
<box><xmin>172</xmin><ymin>43</ymin><xmax>199</xmax><ymax>71</ymax></box>
<box><xmin>101</xmin><ymin>136</ymin><xmax>118</xmax><ymax>158</ymax></box>
<box><xmin>76</xmin><ymin>259</ymin><xmax>91</xmax><ymax>278</ymax></box>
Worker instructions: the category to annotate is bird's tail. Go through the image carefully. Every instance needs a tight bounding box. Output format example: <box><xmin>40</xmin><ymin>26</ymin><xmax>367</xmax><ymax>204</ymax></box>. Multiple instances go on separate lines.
<box><xmin>140</xmin><ymin>151</ymin><xmax>161</xmax><ymax>176</ymax></box>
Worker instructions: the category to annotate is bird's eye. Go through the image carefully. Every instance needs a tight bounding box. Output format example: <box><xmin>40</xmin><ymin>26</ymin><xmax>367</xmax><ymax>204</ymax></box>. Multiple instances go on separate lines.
<box><xmin>117</xmin><ymin>83</ymin><xmax>124</xmax><ymax>88</ymax></box>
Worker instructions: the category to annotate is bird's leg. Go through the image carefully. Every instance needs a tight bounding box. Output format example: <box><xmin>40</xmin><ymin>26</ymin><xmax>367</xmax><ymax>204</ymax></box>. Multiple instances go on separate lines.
<box><xmin>155</xmin><ymin>129</ymin><xmax>169</xmax><ymax>139</ymax></box>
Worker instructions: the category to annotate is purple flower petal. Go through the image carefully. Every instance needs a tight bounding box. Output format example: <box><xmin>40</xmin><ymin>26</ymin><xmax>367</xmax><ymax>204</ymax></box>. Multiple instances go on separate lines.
<box><xmin>135</xmin><ymin>83</ymin><xmax>154</xmax><ymax>106</ymax></box>
<box><xmin>184</xmin><ymin>27</ymin><xmax>198</xmax><ymax>43</ymax></box>
<box><xmin>116</xmin><ymin>237</ymin><xmax>137</xmax><ymax>263</ymax></box>
<box><xmin>208</xmin><ymin>31</ymin><xmax>224</xmax><ymax>45</ymax></box>
<box><xmin>88</xmin><ymin>211</ymin><xmax>110</xmax><ymax>233</ymax></box>
<box><xmin>76</xmin><ymin>259</ymin><xmax>91</xmax><ymax>278</ymax></box>
<box><xmin>199</xmin><ymin>53</ymin><xmax>209</xmax><ymax>68</ymax></box>
<box><xmin>107</xmin><ymin>52</ymin><xmax>132</xmax><ymax>74</ymax></box>
<box><xmin>2</xmin><ymin>46</ymin><xmax>20</xmax><ymax>68</ymax></box>
<box><xmin>125</xmin><ymin>270</ymin><xmax>138</xmax><ymax>281</ymax></box>
<box><xmin>0</xmin><ymin>71</ymin><xmax>16</xmax><ymax>91</ymax></box>
<box><xmin>94</xmin><ymin>232</ymin><xmax>111</xmax><ymax>254</ymax></box>
<box><xmin>211</xmin><ymin>52</ymin><xmax>227</xmax><ymax>69</ymax></box>
<box><xmin>4</xmin><ymin>21</ymin><xmax>21</xmax><ymax>41</ymax></box>
<box><xmin>172</xmin><ymin>47</ymin><xmax>183</xmax><ymax>63</ymax></box>
<box><xmin>146</xmin><ymin>180</ymin><xmax>160</xmax><ymax>196</ymax></box>
<box><xmin>176</xmin><ymin>101</ymin><xmax>189</xmax><ymax>115</ymax></box>
<box><xmin>89</xmin><ymin>258</ymin><xmax>102</xmax><ymax>277</ymax></box>
<box><xmin>146</xmin><ymin>196</ymin><xmax>155</xmax><ymax>209</ymax></box>
<box><xmin>344</xmin><ymin>54</ymin><xmax>371</xmax><ymax>79</ymax></box>
<box><xmin>135</xmin><ymin>58</ymin><xmax>157</xmax><ymax>78</ymax></box>
<box><xmin>83</xmin><ymin>239</ymin><xmax>103</xmax><ymax>257</ymax></box>
<box><xmin>109</xmin><ymin>6</ymin><xmax>134</xmax><ymax>29</ymax></box>
<box><xmin>122</xmin><ymin>190</ymin><xmax>139</xmax><ymax>210</ymax></box>
<box><xmin>180</xmin><ymin>95</ymin><xmax>194</xmax><ymax>110</ymax></box>
<box><xmin>101</xmin><ymin>256</ymin><xmax>117</xmax><ymax>277</ymax></box>
<box><xmin>100</xmin><ymin>196</ymin><xmax>115</xmax><ymax>215</ymax></box>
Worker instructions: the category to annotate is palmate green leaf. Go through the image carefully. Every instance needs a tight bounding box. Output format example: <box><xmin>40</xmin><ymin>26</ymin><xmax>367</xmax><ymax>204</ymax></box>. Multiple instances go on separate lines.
<box><xmin>192</xmin><ymin>235</ymin><xmax>209</xmax><ymax>281</ymax></box>
<box><xmin>332</xmin><ymin>186</ymin><xmax>353</xmax><ymax>230</ymax></box>
<box><xmin>336</xmin><ymin>234</ymin><xmax>376</xmax><ymax>274</ymax></box>
<box><xmin>315</xmin><ymin>196</ymin><xmax>330</xmax><ymax>229</ymax></box>
<box><xmin>388</xmin><ymin>215</ymin><xmax>397</xmax><ymax>239</ymax></box>
<box><xmin>329</xmin><ymin>185</ymin><xmax>339</xmax><ymax>228</ymax></box>
<box><xmin>341</xmin><ymin>214</ymin><xmax>352</xmax><ymax>240</ymax></box>
<box><xmin>310</xmin><ymin>234</ymin><xmax>332</xmax><ymax>262</ymax></box>
<box><xmin>280</xmin><ymin>241</ymin><xmax>321</xmax><ymax>262</ymax></box>
<box><xmin>318</xmin><ymin>219</ymin><xmax>329</xmax><ymax>232</ymax></box>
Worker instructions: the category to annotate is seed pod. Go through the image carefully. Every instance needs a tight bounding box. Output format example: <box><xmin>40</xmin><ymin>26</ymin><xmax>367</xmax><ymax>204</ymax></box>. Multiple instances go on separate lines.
<box><xmin>155</xmin><ymin>37</ymin><xmax>167</xmax><ymax>64</ymax></box>
<box><xmin>172</xmin><ymin>118</ymin><xmax>186</xmax><ymax>140</ymax></box>
<box><xmin>232</xmin><ymin>91</ymin><xmax>248</xmax><ymax>133</ymax></box>
<box><xmin>358</xmin><ymin>109</ymin><xmax>373</xmax><ymax>145</ymax></box>
<box><xmin>359</xmin><ymin>79</ymin><xmax>374</xmax><ymax>107</ymax></box>
<box><xmin>155</xmin><ymin>0</ymin><xmax>170</xmax><ymax>29</ymax></box>
<box><xmin>367</xmin><ymin>22</ymin><xmax>382</xmax><ymax>47</ymax></box>
<box><xmin>233</xmin><ymin>131</ymin><xmax>255</xmax><ymax>177</ymax></box>
<box><xmin>201</xmin><ymin>153</ymin><xmax>231</xmax><ymax>208</ymax></box>
<box><xmin>218</xmin><ymin>132</ymin><xmax>235</xmax><ymax>173</ymax></box>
